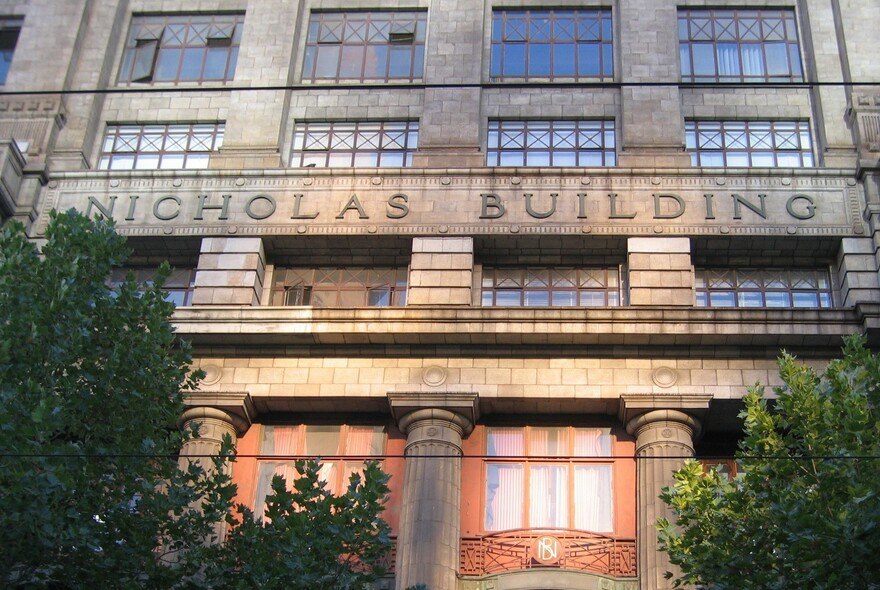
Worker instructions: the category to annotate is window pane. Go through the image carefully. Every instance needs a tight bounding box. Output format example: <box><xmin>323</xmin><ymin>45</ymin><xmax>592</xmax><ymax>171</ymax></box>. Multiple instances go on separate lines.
<box><xmin>574</xmin><ymin>465</ymin><xmax>613</xmax><ymax>532</ymax></box>
<box><xmin>679</xmin><ymin>9</ymin><xmax>802</xmax><ymax>82</ymax></box>
<box><xmin>303</xmin><ymin>12</ymin><xmax>426</xmax><ymax>82</ymax></box>
<box><xmin>529</xmin><ymin>427</ymin><xmax>567</xmax><ymax>456</ymax></box>
<box><xmin>554</xmin><ymin>43</ymin><xmax>575</xmax><ymax>76</ymax></box>
<box><xmin>527</xmin><ymin>43</ymin><xmax>551</xmax><ymax>76</ymax></box>
<box><xmin>271</xmin><ymin>267</ymin><xmax>408</xmax><ymax>307</ymax></box>
<box><xmin>486</xmin><ymin>464</ymin><xmax>523</xmax><ymax>530</ymax></box>
<box><xmin>305</xmin><ymin>425</ymin><xmax>342</xmax><ymax>456</ymax></box>
<box><xmin>291</xmin><ymin>122</ymin><xmax>418</xmax><ymax>168</ymax></box>
<box><xmin>488</xmin><ymin>120</ymin><xmax>615</xmax><ymax>168</ymax></box>
<box><xmin>488</xmin><ymin>428</ymin><xmax>525</xmax><ymax>456</ymax></box>
<box><xmin>529</xmin><ymin>465</ymin><xmax>568</xmax><ymax>528</ymax></box>
<box><xmin>100</xmin><ymin>123</ymin><xmax>223</xmax><ymax>171</ymax></box>
<box><xmin>154</xmin><ymin>48</ymin><xmax>181</xmax><ymax>80</ymax></box>
<box><xmin>492</xmin><ymin>9</ymin><xmax>613</xmax><ymax>80</ymax></box>
<box><xmin>686</xmin><ymin>120</ymin><xmax>812</xmax><ymax>169</ymax></box>
<box><xmin>119</xmin><ymin>14</ymin><xmax>242</xmax><ymax>84</ymax></box>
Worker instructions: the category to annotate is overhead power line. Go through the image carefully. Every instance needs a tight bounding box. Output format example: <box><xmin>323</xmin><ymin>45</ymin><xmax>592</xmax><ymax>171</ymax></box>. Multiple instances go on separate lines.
<box><xmin>0</xmin><ymin>80</ymin><xmax>879</xmax><ymax>98</ymax></box>
<box><xmin>4</xmin><ymin>452</ymin><xmax>880</xmax><ymax>460</ymax></box>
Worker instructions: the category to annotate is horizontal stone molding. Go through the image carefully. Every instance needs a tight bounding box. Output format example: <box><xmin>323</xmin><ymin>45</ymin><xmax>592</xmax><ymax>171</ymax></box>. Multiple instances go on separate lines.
<box><xmin>170</xmin><ymin>305</ymin><xmax>876</xmax><ymax>348</ymax></box>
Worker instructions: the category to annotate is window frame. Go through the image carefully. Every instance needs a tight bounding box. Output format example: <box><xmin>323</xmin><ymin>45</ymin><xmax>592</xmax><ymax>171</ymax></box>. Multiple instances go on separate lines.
<box><xmin>301</xmin><ymin>10</ymin><xmax>427</xmax><ymax>83</ymax></box>
<box><xmin>481</xmin><ymin>267</ymin><xmax>621</xmax><ymax>307</ymax></box>
<box><xmin>290</xmin><ymin>121</ymin><xmax>419</xmax><ymax>168</ymax></box>
<box><xmin>678</xmin><ymin>8</ymin><xmax>804</xmax><ymax>84</ymax></box>
<box><xmin>254</xmin><ymin>424</ymin><xmax>386</xmax><ymax>515</ymax></box>
<box><xmin>117</xmin><ymin>13</ymin><xmax>244</xmax><ymax>85</ymax></box>
<box><xmin>110</xmin><ymin>267</ymin><xmax>196</xmax><ymax>307</ymax></box>
<box><xmin>685</xmin><ymin>120</ymin><xmax>814</xmax><ymax>168</ymax></box>
<box><xmin>271</xmin><ymin>267</ymin><xmax>409</xmax><ymax>307</ymax></box>
<box><xmin>0</xmin><ymin>17</ymin><xmax>22</xmax><ymax>85</ymax></box>
<box><xmin>489</xmin><ymin>9</ymin><xmax>614</xmax><ymax>82</ymax></box>
<box><xmin>98</xmin><ymin>122</ymin><xmax>225</xmax><ymax>171</ymax></box>
<box><xmin>487</xmin><ymin>120</ymin><xmax>616</xmax><ymax>167</ymax></box>
<box><xmin>484</xmin><ymin>426</ymin><xmax>615</xmax><ymax>533</ymax></box>
<box><xmin>695</xmin><ymin>268</ymin><xmax>834</xmax><ymax>309</ymax></box>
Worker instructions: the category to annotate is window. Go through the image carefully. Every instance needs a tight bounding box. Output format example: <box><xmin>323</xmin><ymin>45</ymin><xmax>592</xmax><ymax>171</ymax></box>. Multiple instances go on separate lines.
<box><xmin>98</xmin><ymin>123</ymin><xmax>224</xmax><ymax>170</ymax></box>
<box><xmin>485</xmin><ymin>427</ymin><xmax>613</xmax><ymax>532</ymax></box>
<box><xmin>487</xmin><ymin>120</ymin><xmax>615</xmax><ymax>167</ymax></box>
<box><xmin>701</xmin><ymin>459</ymin><xmax>738</xmax><ymax>478</ymax></box>
<box><xmin>0</xmin><ymin>17</ymin><xmax>22</xmax><ymax>85</ymax></box>
<box><xmin>679</xmin><ymin>9</ymin><xmax>803</xmax><ymax>83</ymax></box>
<box><xmin>490</xmin><ymin>10</ymin><xmax>613</xmax><ymax>81</ymax></box>
<box><xmin>118</xmin><ymin>14</ymin><xmax>243</xmax><ymax>84</ymax></box>
<box><xmin>482</xmin><ymin>268</ymin><xmax>620</xmax><ymax>307</ymax></box>
<box><xmin>255</xmin><ymin>424</ymin><xmax>385</xmax><ymax>514</ymax></box>
<box><xmin>686</xmin><ymin>121</ymin><xmax>813</xmax><ymax>167</ymax></box>
<box><xmin>290</xmin><ymin>121</ymin><xmax>418</xmax><ymax>168</ymax></box>
<box><xmin>302</xmin><ymin>11</ymin><xmax>426</xmax><ymax>82</ymax></box>
<box><xmin>271</xmin><ymin>268</ymin><xmax>408</xmax><ymax>307</ymax></box>
<box><xmin>695</xmin><ymin>269</ymin><xmax>833</xmax><ymax>308</ymax></box>
<box><xmin>110</xmin><ymin>267</ymin><xmax>196</xmax><ymax>306</ymax></box>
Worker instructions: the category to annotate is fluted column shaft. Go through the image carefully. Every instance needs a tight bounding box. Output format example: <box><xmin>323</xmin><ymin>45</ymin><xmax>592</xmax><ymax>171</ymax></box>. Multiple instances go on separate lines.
<box><xmin>177</xmin><ymin>406</ymin><xmax>241</xmax><ymax>544</ymax></box>
<box><xmin>395</xmin><ymin>408</ymin><xmax>473</xmax><ymax>590</ymax></box>
<box><xmin>627</xmin><ymin>410</ymin><xmax>700</xmax><ymax>590</ymax></box>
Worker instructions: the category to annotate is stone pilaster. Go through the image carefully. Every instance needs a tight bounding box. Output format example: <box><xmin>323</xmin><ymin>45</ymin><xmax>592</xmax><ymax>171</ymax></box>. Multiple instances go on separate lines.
<box><xmin>192</xmin><ymin>237</ymin><xmax>266</xmax><ymax>306</ymax></box>
<box><xmin>389</xmin><ymin>393</ymin><xmax>478</xmax><ymax>590</ymax></box>
<box><xmin>617</xmin><ymin>0</ymin><xmax>690</xmax><ymax>168</ymax></box>
<box><xmin>407</xmin><ymin>237</ymin><xmax>474</xmax><ymax>306</ymax></box>
<box><xmin>625</xmin><ymin>409</ymin><xmax>701</xmax><ymax>590</ymax></box>
<box><xmin>628</xmin><ymin>238</ymin><xmax>695</xmax><ymax>306</ymax></box>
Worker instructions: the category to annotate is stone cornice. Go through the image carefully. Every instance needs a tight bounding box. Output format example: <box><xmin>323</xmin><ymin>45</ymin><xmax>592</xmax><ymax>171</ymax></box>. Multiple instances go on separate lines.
<box><xmin>171</xmin><ymin>305</ymin><xmax>874</xmax><ymax>348</ymax></box>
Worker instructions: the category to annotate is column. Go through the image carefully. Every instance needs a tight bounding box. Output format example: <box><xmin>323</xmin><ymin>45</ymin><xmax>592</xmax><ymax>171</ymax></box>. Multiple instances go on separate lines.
<box><xmin>628</xmin><ymin>238</ymin><xmax>695</xmax><ymax>306</ymax></box>
<box><xmin>177</xmin><ymin>392</ymin><xmax>254</xmax><ymax>543</ymax></box>
<box><xmin>389</xmin><ymin>394</ymin><xmax>478</xmax><ymax>590</ymax></box>
<box><xmin>626</xmin><ymin>410</ymin><xmax>700</xmax><ymax>590</ymax></box>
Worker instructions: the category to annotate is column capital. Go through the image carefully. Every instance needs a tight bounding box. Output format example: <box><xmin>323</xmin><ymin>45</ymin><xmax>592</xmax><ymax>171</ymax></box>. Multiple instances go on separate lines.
<box><xmin>618</xmin><ymin>394</ymin><xmax>711</xmax><ymax>429</ymax></box>
<box><xmin>387</xmin><ymin>392</ymin><xmax>479</xmax><ymax>435</ymax></box>
<box><xmin>625</xmin><ymin>408</ymin><xmax>701</xmax><ymax>440</ymax></box>
<box><xmin>178</xmin><ymin>391</ymin><xmax>255</xmax><ymax>436</ymax></box>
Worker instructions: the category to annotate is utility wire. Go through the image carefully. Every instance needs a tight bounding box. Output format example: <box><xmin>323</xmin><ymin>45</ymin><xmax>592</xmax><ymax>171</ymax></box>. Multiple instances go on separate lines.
<box><xmin>4</xmin><ymin>453</ymin><xmax>879</xmax><ymax>460</ymax></box>
<box><xmin>0</xmin><ymin>80</ymin><xmax>879</xmax><ymax>98</ymax></box>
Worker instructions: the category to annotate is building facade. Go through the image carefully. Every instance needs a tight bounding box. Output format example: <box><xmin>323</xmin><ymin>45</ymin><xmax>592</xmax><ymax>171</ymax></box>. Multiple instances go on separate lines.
<box><xmin>2</xmin><ymin>0</ymin><xmax>879</xmax><ymax>588</ymax></box>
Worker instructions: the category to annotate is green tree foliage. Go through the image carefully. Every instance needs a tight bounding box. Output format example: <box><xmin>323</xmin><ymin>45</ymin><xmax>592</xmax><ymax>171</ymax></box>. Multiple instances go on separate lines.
<box><xmin>658</xmin><ymin>336</ymin><xmax>880</xmax><ymax>590</ymax></box>
<box><xmin>0</xmin><ymin>211</ymin><xmax>231</xmax><ymax>588</ymax></box>
<box><xmin>0</xmin><ymin>211</ymin><xmax>393</xmax><ymax>588</ymax></box>
<box><xmin>206</xmin><ymin>459</ymin><xmax>392</xmax><ymax>590</ymax></box>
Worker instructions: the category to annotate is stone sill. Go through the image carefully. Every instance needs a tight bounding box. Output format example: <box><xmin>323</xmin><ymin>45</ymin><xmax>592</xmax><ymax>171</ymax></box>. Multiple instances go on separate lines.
<box><xmin>171</xmin><ymin>304</ymin><xmax>880</xmax><ymax>347</ymax></box>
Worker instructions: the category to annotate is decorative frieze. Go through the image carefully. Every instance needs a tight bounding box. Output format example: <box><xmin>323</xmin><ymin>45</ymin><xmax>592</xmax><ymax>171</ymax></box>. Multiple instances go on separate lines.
<box><xmin>37</xmin><ymin>170</ymin><xmax>862</xmax><ymax>238</ymax></box>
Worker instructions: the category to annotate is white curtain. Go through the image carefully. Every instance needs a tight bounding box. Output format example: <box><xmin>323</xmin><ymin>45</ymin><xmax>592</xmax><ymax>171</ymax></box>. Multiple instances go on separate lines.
<box><xmin>271</xmin><ymin>426</ymin><xmax>302</xmax><ymax>490</ymax></box>
<box><xmin>529</xmin><ymin>465</ymin><xmax>567</xmax><ymax>528</ymax></box>
<box><xmin>574</xmin><ymin>428</ymin><xmax>611</xmax><ymax>457</ymax></box>
<box><xmin>740</xmin><ymin>44</ymin><xmax>764</xmax><ymax>77</ymax></box>
<box><xmin>486</xmin><ymin>464</ymin><xmax>523</xmax><ymax>530</ymax></box>
<box><xmin>574</xmin><ymin>464</ymin><xmax>613</xmax><ymax>532</ymax></box>
<box><xmin>485</xmin><ymin>428</ymin><xmax>525</xmax><ymax>530</ymax></box>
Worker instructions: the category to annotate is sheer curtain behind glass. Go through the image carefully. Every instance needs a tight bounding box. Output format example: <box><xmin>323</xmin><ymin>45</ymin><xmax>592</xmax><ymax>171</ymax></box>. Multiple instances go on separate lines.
<box><xmin>574</xmin><ymin>429</ymin><xmax>613</xmax><ymax>531</ymax></box>
<box><xmin>484</xmin><ymin>427</ymin><xmax>614</xmax><ymax>532</ymax></box>
<box><xmin>486</xmin><ymin>428</ymin><xmax>524</xmax><ymax>530</ymax></box>
<box><xmin>255</xmin><ymin>425</ymin><xmax>384</xmax><ymax>516</ymax></box>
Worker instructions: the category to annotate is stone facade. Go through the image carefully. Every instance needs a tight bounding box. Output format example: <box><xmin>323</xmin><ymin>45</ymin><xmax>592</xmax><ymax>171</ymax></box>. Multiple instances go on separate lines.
<box><xmin>3</xmin><ymin>0</ymin><xmax>879</xmax><ymax>588</ymax></box>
